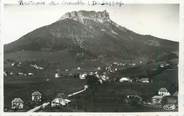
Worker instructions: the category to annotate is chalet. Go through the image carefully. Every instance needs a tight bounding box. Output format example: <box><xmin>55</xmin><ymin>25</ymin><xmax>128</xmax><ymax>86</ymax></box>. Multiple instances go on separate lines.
<box><xmin>119</xmin><ymin>77</ymin><xmax>132</xmax><ymax>83</ymax></box>
<box><xmin>32</xmin><ymin>91</ymin><xmax>42</xmax><ymax>102</ymax></box>
<box><xmin>51</xmin><ymin>98</ymin><xmax>71</xmax><ymax>107</ymax></box>
<box><xmin>152</xmin><ymin>95</ymin><xmax>163</xmax><ymax>104</ymax></box>
<box><xmin>138</xmin><ymin>78</ymin><xmax>150</xmax><ymax>83</ymax></box>
<box><xmin>79</xmin><ymin>73</ymin><xmax>87</xmax><ymax>80</ymax></box>
<box><xmin>11</xmin><ymin>98</ymin><xmax>24</xmax><ymax>110</ymax></box>
<box><xmin>158</xmin><ymin>88</ymin><xmax>171</xmax><ymax>96</ymax></box>
<box><xmin>51</xmin><ymin>93</ymin><xmax>71</xmax><ymax>107</ymax></box>
<box><xmin>161</xmin><ymin>96</ymin><xmax>178</xmax><ymax>111</ymax></box>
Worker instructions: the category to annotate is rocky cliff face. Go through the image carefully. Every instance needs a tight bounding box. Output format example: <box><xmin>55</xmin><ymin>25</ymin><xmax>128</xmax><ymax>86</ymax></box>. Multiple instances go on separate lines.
<box><xmin>60</xmin><ymin>10</ymin><xmax>111</xmax><ymax>24</ymax></box>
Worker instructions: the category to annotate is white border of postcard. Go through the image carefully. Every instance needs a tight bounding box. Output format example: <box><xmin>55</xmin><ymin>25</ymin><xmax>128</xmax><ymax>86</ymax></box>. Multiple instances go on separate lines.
<box><xmin>0</xmin><ymin>0</ymin><xmax>184</xmax><ymax>116</ymax></box>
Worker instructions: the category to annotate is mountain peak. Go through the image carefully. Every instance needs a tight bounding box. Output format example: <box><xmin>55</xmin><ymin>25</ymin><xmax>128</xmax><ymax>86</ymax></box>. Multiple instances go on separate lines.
<box><xmin>60</xmin><ymin>10</ymin><xmax>111</xmax><ymax>24</ymax></box>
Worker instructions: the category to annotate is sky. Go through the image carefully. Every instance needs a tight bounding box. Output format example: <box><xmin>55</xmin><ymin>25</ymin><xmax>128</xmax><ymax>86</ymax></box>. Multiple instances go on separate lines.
<box><xmin>3</xmin><ymin>4</ymin><xmax>179</xmax><ymax>44</ymax></box>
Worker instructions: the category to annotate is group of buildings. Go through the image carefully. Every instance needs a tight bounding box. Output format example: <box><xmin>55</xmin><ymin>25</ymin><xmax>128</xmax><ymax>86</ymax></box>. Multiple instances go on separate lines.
<box><xmin>11</xmin><ymin>91</ymin><xmax>42</xmax><ymax>110</ymax></box>
<box><xmin>11</xmin><ymin>91</ymin><xmax>71</xmax><ymax>111</ymax></box>
<box><xmin>151</xmin><ymin>88</ymin><xmax>178</xmax><ymax>110</ymax></box>
<box><xmin>125</xmin><ymin>87</ymin><xmax>178</xmax><ymax>111</ymax></box>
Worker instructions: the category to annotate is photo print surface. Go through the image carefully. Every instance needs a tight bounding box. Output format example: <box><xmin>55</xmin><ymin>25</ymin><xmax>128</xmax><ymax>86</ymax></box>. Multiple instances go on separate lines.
<box><xmin>3</xmin><ymin>2</ymin><xmax>179</xmax><ymax>112</ymax></box>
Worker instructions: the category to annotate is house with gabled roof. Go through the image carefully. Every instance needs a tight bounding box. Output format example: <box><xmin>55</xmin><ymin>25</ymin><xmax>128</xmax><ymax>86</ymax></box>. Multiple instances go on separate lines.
<box><xmin>158</xmin><ymin>88</ymin><xmax>171</xmax><ymax>96</ymax></box>
<box><xmin>32</xmin><ymin>91</ymin><xmax>42</xmax><ymax>102</ymax></box>
<box><xmin>11</xmin><ymin>98</ymin><xmax>24</xmax><ymax>110</ymax></box>
<box><xmin>51</xmin><ymin>93</ymin><xmax>71</xmax><ymax>107</ymax></box>
<box><xmin>152</xmin><ymin>95</ymin><xmax>163</xmax><ymax>104</ymax></box>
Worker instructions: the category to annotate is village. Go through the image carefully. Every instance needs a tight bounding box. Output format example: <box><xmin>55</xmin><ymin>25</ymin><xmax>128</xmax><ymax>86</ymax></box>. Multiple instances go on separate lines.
<box><xmin>4</xmin><ymin>59</ymin><xmax>178</xmax><ymax>112</ymax></box>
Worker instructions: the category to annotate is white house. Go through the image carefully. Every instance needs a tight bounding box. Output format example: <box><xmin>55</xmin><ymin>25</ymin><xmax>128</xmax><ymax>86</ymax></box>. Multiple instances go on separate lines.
<box><xmin>32</xmin><ymin>91</ymin><xmax>42</xmax><ymax>102</ymax></box>
<box><xmin>51</xmin><ymin>98</ymin><xmax>71</xmax><ymax>107</ymax></box>
<box><xmin>119</xmin><ymin>77</ymin><xmax>132</xmax><ymax>83</ymax></box>
<box><xmin>51</xmin><ymin>93</ymin><xmax>71</xmax><ymax>107</ymax></box>
<box><xmin>138</xmin><ymin>78</ymin><xmax>150</xmax><ymax>83</ymax></box>
<box><xmin>152</xmin><ymin>95</ymin><xmax>163</xmax><ymax>104</ymax></box>
<box><xmin>28</xmin><ymin>73</ymin><xmax>33</xmax><ymax>76</ymax></box>
<box><xmin>79</xmin><ymin>73</ymin><xmax>87</xmax><ymax>80</ymax></box>
<box><xmin>158</xmin><ymin>88</ymin><xmax>171</xmax><ymax>96</ymax></box>
<box><xmin>11</xmin><ymin>98</ymin><xmax>24</xmax><ymax>110</ymax></box>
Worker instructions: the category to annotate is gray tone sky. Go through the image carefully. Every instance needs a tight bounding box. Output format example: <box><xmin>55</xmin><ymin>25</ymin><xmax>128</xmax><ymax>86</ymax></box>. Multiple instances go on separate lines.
<box><xmin>3</xmin><ymin>4</ymin><xmax>179</xmax><ymax>44</ymax></box>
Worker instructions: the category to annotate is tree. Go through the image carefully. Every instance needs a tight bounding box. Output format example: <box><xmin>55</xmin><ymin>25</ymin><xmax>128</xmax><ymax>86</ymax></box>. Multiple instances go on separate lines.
<box><xmin>86</xmin><ymin>74</ymin><xmax>100</xmax><ymax>93</ymax></box>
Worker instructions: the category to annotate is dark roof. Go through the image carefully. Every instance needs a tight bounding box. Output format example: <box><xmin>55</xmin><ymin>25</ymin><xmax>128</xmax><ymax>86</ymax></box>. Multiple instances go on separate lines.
<box><xmin>32</xmin><ymin>91</ymin><xmax>42</xmax><ymax>96</ymax></box>
<box><xmin>12</xmin><ymin>98</ymin><xmax>24</xmax><ymax>103</ymax></box>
